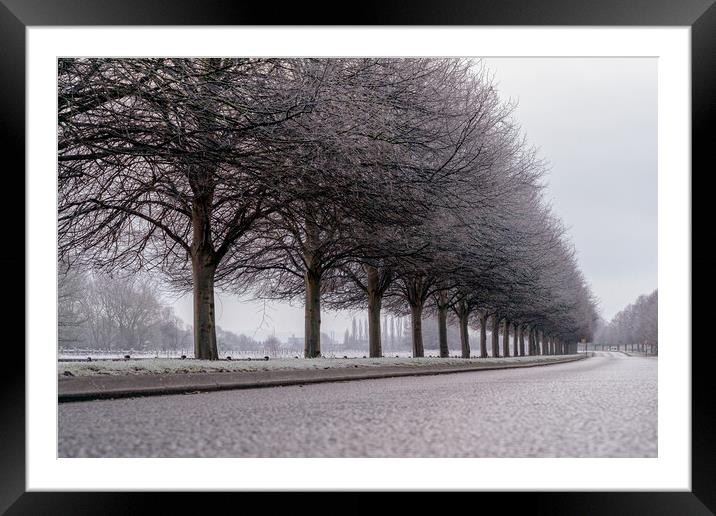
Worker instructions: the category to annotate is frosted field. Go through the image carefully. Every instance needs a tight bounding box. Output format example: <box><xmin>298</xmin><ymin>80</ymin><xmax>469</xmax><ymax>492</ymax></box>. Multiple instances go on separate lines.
<box><xmin>57</xmin><ymin>354</ymin><xmax>575</xmax><ymax>377</ymax></box>
<box><xmin>58</xmin><ymin>349</ymin><xmax>418</xmax><ymax>361</ymax></box>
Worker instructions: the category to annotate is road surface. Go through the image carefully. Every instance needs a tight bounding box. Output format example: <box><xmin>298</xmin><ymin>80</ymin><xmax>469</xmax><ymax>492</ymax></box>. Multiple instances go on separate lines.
<box><xmin>58</xmin><ymin>351</ymin><xmax>657</xmax><ymax>457</ymax></box>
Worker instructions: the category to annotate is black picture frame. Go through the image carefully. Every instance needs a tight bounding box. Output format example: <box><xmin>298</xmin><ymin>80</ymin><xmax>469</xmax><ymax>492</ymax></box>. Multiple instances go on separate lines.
<box><xmin>2</xmin><ymin>1</ymin><xmax>711</xmax><ymax>513</ymax></box>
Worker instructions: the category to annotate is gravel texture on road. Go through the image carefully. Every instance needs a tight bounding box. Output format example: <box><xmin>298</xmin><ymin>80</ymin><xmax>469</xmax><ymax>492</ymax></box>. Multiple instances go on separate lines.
<box><xmin>58</xmin><ymin>352</ymin><xmax>656</xmax><ymax>458</ymax></box>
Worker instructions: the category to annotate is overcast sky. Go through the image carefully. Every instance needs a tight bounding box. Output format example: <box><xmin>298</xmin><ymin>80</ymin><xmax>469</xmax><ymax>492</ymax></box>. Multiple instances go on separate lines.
<box><xmin>170</xmin><ymin>57</ymin><xmax>657</xmax><ymax>338</ymax></box>
<box><xmin>482</xmin><ymin>58</ymin><xmax>657</xmax><ymax>322</ymax></box>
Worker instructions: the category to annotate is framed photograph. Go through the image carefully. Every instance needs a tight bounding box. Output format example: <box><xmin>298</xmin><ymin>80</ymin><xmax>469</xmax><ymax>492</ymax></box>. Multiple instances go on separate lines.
<box><xmin>4</xmin><ymin>0</ymin><xmax>711</xmax><ymax>513</ymax></box>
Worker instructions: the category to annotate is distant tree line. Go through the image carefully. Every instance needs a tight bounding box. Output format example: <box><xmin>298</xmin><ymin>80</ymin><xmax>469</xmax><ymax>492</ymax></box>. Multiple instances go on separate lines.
<box><xmin>59</xmin><ymin>262</ymin><xmax>287</xmax><ymax>355</ymax></box>
<box><xmin>58</xmin><ymin>260</ymin><xmax>187</xmax><ymax>352</ymax></box>
<box><xmin>58</xmin><ymin>58</ymin><xmax>599</xmax><ymax>360</ymax></box>
<box><xmin>593</xmin><ymin>290</ymin><xmax>657</xmax><ymax>354</ymax></box>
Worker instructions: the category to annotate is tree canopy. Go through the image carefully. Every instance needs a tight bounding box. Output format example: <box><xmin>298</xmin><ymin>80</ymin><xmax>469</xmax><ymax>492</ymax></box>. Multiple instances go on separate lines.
<box><xmin>59</xmin><ymin>57</ymin><xmax>599</xmax><ymax>359</ymax></box>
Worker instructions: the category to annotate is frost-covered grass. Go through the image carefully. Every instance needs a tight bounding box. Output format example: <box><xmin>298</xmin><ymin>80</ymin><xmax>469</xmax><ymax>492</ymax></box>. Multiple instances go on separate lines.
<box><xmin>58</xmin><ymin>354</ymin><xmax>577</xmax><ymax>377</ymax></box>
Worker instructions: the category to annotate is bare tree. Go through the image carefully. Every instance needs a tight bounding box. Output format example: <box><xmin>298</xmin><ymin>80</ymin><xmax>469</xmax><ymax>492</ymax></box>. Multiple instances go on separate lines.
<box><xmin>58</xmin><ymin>259</ymin><xmax>88</xmax><ymax>346</ymax></box>
<box><xmin>58</xmin><ymin>58</ymin><xmax>321</xmax><ymax>359</ymax></box>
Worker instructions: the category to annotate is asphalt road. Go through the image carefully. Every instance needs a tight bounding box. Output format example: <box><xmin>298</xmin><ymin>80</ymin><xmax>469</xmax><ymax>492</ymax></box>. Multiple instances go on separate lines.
<box><xmin>58</xmin><ymin>351</ymin><xmax>657</xmax><ymax>458</ymax></box>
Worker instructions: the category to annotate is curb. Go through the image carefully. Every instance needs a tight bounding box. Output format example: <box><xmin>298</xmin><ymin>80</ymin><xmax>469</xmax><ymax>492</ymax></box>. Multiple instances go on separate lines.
<box><xmin>58</xmin><ymin>354</ymin><xmax>587</xmax><ymax>403</ymax></box>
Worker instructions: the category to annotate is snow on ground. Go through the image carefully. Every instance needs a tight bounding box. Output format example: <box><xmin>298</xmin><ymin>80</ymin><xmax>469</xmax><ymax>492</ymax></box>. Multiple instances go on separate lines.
<box><xmin>58</xmin><ymin>349</ymin><xmax>418</xmax><ymax>361</ymax></box>
<box><xmin>58</xmin><ymin>355</ymin><xmax>575</xmax><ymax>377</ymax></box>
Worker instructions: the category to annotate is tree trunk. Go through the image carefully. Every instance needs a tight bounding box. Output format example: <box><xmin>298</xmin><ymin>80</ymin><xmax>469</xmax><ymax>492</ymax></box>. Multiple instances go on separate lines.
<box><xmin>367</xmin><ymin>294</ymin><xmax>382</xmax><ymax>358</ymax></box>
<box><xmin>479</xmin><ymin>312</ymin><xmax>488</xmax><ymax>358</ymax></box>
<box><xmin>529</xmin><ymin>327</ymin><xmax>535</xmax><ymax>355</ymax></box>
<box><xmin>192</xmin><ymin>256</ymin><xmax>218</xmax><ymax>360</ymax></box>
<box><xmin>537</xmin><ymin>330</ymin><xmax>542</xmax><ymax>355</ymax></box>
<box><xmin>519</xmin><ymin>325</ymin><xmax>525</xmax><ymax>356</ymax></box>
<box><xmin>304</xmin><ymin>270</ymin><xmax>321</xmax><ymax>358</ymax></box>
<box><xmin>491</xmin><ymin>315</ymin><xmax>500</xmax><ymax>357</ymax></box>
<box><xmin>410</xmin><ymin>303</ymin><xmax>424</xmax><ymax>358</ymax></box>
<box><xmin>503</xmin><ymin>319</ymin><xmax>511</xmax><ymax>357</ymax></box>
<box><xmin>366</xmin><ymin>266</ymin><xmax>383</xmax><ymax>358</ymax></box>
<box><xmin>190</xmin><ymin>188</ymin><xmax>218</xmax><ymax>360</ymax></box>
<box><xmin>303</xmin><ymin>208</ymin><xmax>322</xmax><ymax>358</ymax></box>
<box><xmin>437</xmin><ymin>290</ymin><xmax>449</xmax><ymax>358</ymax></box>
<box><xmin>459</xmin><ymin>309</ymin><xmax>470</xmax><ymax>359</ymax></box>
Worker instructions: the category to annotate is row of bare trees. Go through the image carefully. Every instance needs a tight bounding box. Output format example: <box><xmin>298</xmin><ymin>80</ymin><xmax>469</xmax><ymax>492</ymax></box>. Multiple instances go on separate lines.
<box><xmin>58</xmin><ymin>57</ymin><xmax>598</xmax><ymax>360</ymax></box>
<box><xmin>593</xmin><ymin>290</ymin><xmax>658</xmax><ymax>354</ymax></box>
